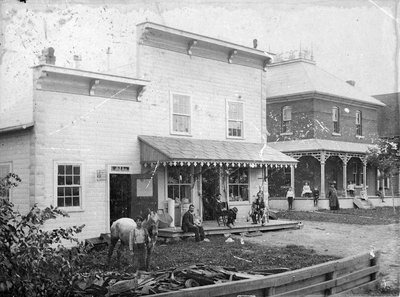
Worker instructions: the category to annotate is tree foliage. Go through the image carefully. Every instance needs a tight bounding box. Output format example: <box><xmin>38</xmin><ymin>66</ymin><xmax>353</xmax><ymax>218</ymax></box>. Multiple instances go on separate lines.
<box><xmin>367</xmin><ymin>136</ymin><xmax>400</xmax><ymax>179</ymax></box>
<box><xmin>0</xmin><ymin>173</ymin><xmax>86</xmax><ymax>296</ymax></box>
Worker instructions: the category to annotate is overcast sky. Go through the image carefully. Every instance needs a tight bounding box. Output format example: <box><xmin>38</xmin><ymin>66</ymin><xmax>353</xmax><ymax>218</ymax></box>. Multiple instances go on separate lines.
<box><xmin>0</xmin><ymin>0</ymin><xmax>398</xmax><ymax>114</ymax></box>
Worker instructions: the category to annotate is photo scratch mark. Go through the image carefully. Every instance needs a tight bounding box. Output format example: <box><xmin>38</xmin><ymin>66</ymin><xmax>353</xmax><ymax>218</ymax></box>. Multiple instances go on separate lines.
<box><xmin>369</xmin><ymin>0</ymin><xmax>399</xmax><ymax>24</ymax></box>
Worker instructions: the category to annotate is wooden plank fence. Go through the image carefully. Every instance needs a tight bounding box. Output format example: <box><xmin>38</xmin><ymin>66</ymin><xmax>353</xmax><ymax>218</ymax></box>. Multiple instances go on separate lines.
<box><xmin>153</xmin><ymin>251</ymin><xmax>380</xmax><ymax>297</ymax></box>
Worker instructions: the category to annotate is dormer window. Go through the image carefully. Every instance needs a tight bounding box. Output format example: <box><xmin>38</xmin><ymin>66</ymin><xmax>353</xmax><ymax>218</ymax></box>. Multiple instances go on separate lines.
<box><xmin>281</xmin><ymin>106</ymin><xmax>292</xmax><ymax>133</ymax></box>
<box><xmin>332</xmin><ymin>106</ymin><xmax>340</xmax><ymax>134</ymax></box>
<box><xmin>356</xmin><ymin>110</ymin><xmax>362</xmax><ymax>136</ymax></box>
<box><xmin>227</xmin><ymin>101</ymin><xmax>244</xmax><ymax>138</ymax></box>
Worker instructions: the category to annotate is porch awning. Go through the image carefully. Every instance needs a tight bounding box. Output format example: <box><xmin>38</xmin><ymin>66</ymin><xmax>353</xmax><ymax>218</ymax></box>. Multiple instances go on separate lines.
<box><xmin>268</xmin><ymin>139</ymin><xmax>375</xmax><ymax>154</ymax></box>
<box><xmin>138</xmin><ymin>135</ymin><xmax>297</xmax><ymax>167</ymax></box>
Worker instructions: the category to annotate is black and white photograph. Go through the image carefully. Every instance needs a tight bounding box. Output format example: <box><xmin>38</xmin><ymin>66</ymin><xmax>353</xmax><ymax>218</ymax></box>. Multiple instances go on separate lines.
<box><xmin>0</xmin><ymin>0</ymin><xmax>399</xmax><ymax>296</ymax></box>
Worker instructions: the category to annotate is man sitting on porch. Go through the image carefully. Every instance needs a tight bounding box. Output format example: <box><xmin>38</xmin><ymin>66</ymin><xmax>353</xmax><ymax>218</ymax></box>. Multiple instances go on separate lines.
<box><xmin>182</xmin><ymin>204</ymin><xmax>205</xmax><ymax>242</ymax></box>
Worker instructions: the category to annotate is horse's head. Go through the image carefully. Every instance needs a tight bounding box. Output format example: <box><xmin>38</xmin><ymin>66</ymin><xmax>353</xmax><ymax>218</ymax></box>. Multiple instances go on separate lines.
<box><xmin>145</xmin><ymin>210</ymin><xmax>159</xmax><ymax>243</ymax></box>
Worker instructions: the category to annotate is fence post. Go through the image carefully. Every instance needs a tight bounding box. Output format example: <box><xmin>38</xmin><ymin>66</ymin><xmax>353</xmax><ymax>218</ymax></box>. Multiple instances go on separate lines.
<box><xmin>324</xmin><ymin>268</ymin><xmax>337</xmax><ymax>296</ymax></box>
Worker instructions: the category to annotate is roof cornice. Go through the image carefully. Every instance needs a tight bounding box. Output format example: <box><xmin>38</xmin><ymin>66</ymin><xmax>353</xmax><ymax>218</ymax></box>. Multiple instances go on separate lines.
<box><xmin>33</xmin><ymin>64</ymin><xmax>149</xmax><ymax>101</ymax></box>
<box><xmin>267</xmin><ymin>91</ymin><xmax>385</xmax><ymax>109</ymax></box>
<box><xmin>136</xmin><ymin>22</ymin><xmax>273</xmax><ymax>71</ymax></box>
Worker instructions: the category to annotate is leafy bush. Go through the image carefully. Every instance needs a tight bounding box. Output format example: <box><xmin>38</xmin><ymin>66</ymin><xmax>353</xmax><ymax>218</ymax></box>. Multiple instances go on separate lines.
<box><xmin>0</xmin><ymin>173</ymin><xmax>86</xmax><ymax>296</ymax></box>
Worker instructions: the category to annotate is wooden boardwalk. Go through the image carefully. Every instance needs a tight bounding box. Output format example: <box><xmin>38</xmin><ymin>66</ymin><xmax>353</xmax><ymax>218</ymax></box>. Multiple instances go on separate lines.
<box><xmin>158</xmin><ymin>219</ymin><xmax>301</xmax><ymax>239</ymax></box>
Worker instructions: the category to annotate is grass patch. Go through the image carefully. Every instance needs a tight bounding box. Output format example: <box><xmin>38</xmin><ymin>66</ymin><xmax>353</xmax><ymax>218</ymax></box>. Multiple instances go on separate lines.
<box><xmin>277</xmin><ymin>206</ymin><xmax>399</xmax><ymax>225</ymax></box>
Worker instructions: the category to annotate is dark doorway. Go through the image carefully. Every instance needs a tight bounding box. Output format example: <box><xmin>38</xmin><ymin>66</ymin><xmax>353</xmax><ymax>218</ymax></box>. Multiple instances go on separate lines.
<box><xmin>109</xmin><ymin>174</ymin><xmax>131</xmax><ymax>225</ymax></box>
<box><xmin>109</xmin><ymin>173</ymin><xmax>158</xmax><ymax>225</ymax></box>
<box><xmin>201</xmin><ymin>166</ymin><xmax>220</xmax><ymax>220</ymax></box>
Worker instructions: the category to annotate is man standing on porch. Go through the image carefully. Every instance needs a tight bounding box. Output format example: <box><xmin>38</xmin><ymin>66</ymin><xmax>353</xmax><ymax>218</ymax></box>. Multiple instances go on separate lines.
<box><xmin>182</xmin><ymin>204</ymin><xmax>205</xmax><ymax>242</ymax></box>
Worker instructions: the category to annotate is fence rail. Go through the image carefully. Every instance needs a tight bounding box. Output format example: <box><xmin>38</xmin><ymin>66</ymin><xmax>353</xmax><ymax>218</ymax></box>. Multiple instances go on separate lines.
<box><xmin>154</xmin><ymin>251</ymin><xmax>380</xmax><ymax>297</ymax></box>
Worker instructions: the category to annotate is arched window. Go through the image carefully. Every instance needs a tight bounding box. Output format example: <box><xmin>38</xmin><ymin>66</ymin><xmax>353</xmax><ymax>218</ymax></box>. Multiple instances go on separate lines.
<box><xmin>332</xmin><ymin>106</ymin><xmax>340</xmax><ymax>133</ymax></box>
<box><xmin>356</xmin><ymin>110</ymin><xmax>362</xmax><ymax>136</ymax></box>
<box><xmin>281</xmin><ymin>106</ymin><xmax>292</xmax><ymax>133</ymax></box>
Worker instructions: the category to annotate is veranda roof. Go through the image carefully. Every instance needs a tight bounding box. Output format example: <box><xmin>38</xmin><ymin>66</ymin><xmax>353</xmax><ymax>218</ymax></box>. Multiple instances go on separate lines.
<box><xmin>138</xmin><ymin>135</ymin><xmax>297</xmax><ymax>167</ymax></box>
<box><xmin>268</xmin><ymin>139</ymin><xmax>375</xmax><ymax>154</ymax></box>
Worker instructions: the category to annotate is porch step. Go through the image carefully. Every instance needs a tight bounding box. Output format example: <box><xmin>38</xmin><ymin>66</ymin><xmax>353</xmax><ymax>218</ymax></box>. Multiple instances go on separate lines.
<box><xmin>353</xmin><ymin>198</ymin><xmax>374</xmax><ymax>209</ymax></box>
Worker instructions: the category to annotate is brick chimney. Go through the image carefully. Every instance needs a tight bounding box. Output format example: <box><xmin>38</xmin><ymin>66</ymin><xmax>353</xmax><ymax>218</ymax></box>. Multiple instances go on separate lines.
<box><xmin>39</xmin><ymin>47</ymin><xmax>56</xmax><ymax>65</ymax></box>
<box><xmin>73</xmin><ymin>54</ymin><xmax>82</xmax><ymax>69</ymax></box>
<box><xmin>346</xmin><ymin>80</ymin><xmax>355</xmax><ymax>86</ymax></box>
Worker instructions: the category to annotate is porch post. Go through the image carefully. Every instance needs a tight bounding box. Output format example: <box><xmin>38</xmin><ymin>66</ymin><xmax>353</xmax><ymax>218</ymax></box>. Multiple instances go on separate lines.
<box><xmin>377</xmin><ymin>168</ymin><xmax>380</xmax><ymax>193</ymax></box>
<box><xmin>290</xmin><ymin>165</ymin><xmax>295</xmax><ymax>193</ymax></box>
<box><xmin>363</xmin><ymin>157</ymin><xmax>367</xmax><ymax>191</ymax></box>
<box><xmin>320</xmin><ymin>152</ymin><xmax>326</xmax><ymax>199</ymax></box>
<box><xmin>341</xmin><ymin>154</ymin><xmax>349</xmax><ymax>198</ymax></box>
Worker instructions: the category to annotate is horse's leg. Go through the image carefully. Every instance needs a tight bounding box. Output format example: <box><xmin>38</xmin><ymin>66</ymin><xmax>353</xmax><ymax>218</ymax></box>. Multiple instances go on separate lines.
<box><xmin>107</xmin><ymin>238</ymin><xmax>118</xmax><ymax>266</ymax></box>
<box><xmin>146</xmin><ymin>244</ymin><xmax>153</xmax><ymax>271</ymax></box>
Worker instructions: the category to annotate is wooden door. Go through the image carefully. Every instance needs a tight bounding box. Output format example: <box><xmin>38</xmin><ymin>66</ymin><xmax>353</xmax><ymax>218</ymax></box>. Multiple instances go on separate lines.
<box><xmin>130</xmin><ymin>174</ymin><xmax>158</xmax><ymax>219</ymax></box>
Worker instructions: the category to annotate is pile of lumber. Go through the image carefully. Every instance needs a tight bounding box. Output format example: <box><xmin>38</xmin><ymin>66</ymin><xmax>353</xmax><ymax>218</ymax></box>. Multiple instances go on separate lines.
<box><xmin>72</xmin><ymin>264</ymin><xmax>289</xmax><ymax>296</ymax></box>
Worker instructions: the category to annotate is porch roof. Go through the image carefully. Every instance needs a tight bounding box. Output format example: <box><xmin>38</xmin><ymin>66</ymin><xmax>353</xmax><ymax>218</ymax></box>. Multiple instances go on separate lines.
<box><xmin>268</xmin><ymin>139</ymin><xmax>374</xmax><ymax>154</ymax></box>
<box><xmin>138</xmin><ymin>135</ymin><xmax>298</xmax><ymax>167</ymax></box>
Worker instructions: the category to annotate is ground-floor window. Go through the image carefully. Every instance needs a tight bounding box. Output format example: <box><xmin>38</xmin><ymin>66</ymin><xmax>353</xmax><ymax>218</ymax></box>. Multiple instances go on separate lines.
<box><xmin>56</xmin><ymin>163</ymin><xmax>82</xmax><ymax>208</ymax></box>
<box><xmin>227</xmin><ymin>167</ymin><xmax>249</xmax><ymax>202</ymax></box>
<box><xmin>167</xmin><ymin>166</ymin><xmax>192</xmax><ymax>203</ymax></box>
<box><xmin>352</xmin><ymin>162</ymin><xmax>363</xmax><ymax>186</ymax></box>
<box><xmin>0</xmin><ymin>162</ymin><xmax>12</xmax><ymax>199</ymax></box>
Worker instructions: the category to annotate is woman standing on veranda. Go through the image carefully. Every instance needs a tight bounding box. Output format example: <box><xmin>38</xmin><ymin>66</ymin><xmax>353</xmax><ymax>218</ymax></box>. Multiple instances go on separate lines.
<box><xmin>328</xmin><ymin>184</ymin><xmax>340</xmax><ymax>210</ymax></box>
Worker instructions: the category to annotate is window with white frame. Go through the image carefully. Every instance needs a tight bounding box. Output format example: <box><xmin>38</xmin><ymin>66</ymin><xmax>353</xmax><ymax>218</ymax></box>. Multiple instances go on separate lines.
<box><xmin>281</xmin><ymin>106</ymin><xmax>292</xmax><ymax>133</ymax></box>
<box><xmin>352</xmin><ymin>162</ymin><xmax>363</xmax><ymax>186</ymax></box>
<box><xmin>167</xmin><ymin>166</ymin><xmax>192</xmax><ymax>202</ymax></box>
<box><xmin>56</xmin><ymin>163</ymin><xmax>82</xmax><ymax>207</ymax></box>
<box><xmin>0</xmin><ymin>163</ymin><xmax>12</xmax><ymax>199</ymax></box>
<box><xmin>332</xmin><ymin>106</ymin><xmax>340</xmax><ymax>133</ymax></box>
<box><xmin>227</xmin><ymin>167</ymin><xmax>249</xmax><ymax>202</ymax></box>
<box><xmin>356</xmin><ymin>110</ymin><xmax>362</xmax><ymax>136</ymax></box>
<box><xmin>171</xmin><ymin>93</ymin><xmax>191</xmax><ymax>134</ymax></box>
<box><xmin>227</xmin><ymin>101</ymin><xmax>244</xmax><ymax>138</ymax></box>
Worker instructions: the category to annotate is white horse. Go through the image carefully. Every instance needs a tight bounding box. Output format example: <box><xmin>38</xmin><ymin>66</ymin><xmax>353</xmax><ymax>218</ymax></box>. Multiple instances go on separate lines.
<box><xmin>107</xmin><ymin>211</ymin><xmax>159</xmax><ymax>270</ymax></box>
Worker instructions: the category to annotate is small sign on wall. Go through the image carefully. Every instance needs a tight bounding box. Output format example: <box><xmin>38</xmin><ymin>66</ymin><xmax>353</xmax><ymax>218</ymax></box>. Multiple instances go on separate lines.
<box><xmin>96</xmin><ymin>169</ymin><xmax>106</xmax><ymax>181</ymax></box>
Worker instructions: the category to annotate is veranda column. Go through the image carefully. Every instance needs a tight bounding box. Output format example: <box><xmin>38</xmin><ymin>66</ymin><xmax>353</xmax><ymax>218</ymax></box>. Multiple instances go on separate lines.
<box><xmin>320</xmin><ymin>152</ymin><xmax>326</xmax><ymax>199</ymax></box>
<box><xmin>363</xmin><ymin>157</ymin><xmax>368</xmax><ymax>192</ymax></box>
<box><xmin>340</xmin><ymin>154</ymin><xmax>349</xmax><ymax>198</ymax></box>
<box><xmin>290</xmin><ymin>165</ymin><xmax>295</xmax><ymax>192</ymax></box>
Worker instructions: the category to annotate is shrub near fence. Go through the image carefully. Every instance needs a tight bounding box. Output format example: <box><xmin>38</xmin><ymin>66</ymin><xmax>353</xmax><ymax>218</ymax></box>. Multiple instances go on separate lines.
<box><xmin>153</xmin><ymin>251</ymin><xmax>380</xmax><ymax>297</ymax></box>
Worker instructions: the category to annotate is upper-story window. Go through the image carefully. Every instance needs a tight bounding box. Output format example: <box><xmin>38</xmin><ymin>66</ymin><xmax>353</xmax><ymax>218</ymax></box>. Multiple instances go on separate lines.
<box><xmin>332</xmin><ymin>106</ymin><xmax>340</xmax><ymax>134</ymax></box>
<box><xmin>227</xmin><ymin>101</ymin><xmax>244</xmax><ymax>138</ymax></box>
<box><xmin>0</xmin><ymin>162</ymin><xmax>12</xmax><ymax>200</ymax></box>
<box><xmin>171</xmin><ymin>93</ymin><xmax>191</xmax><ymax>135</ymax></box>
<box><xmin>281</xmin><ymin>106</ymin><xmax>292</xmax><ymax>133</ymax></box>
<box><xmin>356</xmin><ymin>110</ymin><xmax>362</xmax><ymax>136</ymax></box>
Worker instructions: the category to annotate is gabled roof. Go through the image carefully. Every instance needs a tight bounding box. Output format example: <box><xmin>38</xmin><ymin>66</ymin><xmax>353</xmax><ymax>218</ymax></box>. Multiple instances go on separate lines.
<box><xmin>266</xmin><ymin>59</ymin><xmax>385</xmax><ymax>106</ymax></box>
<box><xmin>268</xmin><ymin>139</ymin><xmax>375</xmax><ymax>154</ymax></box>
<box><xmin>138</xmin><ymin>135</ymin><xmax>297</xmax><ymax>167</ymax></box>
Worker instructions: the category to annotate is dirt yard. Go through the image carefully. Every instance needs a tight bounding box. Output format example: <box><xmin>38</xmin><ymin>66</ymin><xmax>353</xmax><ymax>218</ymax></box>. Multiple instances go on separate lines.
<box><xmin>243</xmin><ymin>219</ymin><xmax>400</xmax><ymax>289</ymax></box>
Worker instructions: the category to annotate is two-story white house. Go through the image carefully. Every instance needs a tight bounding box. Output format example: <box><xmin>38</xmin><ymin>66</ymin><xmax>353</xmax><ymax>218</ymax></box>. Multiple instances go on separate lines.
<box><xmin>0</xmin><ymin>22</ymin><xmax>297</xmax><ymax>240</ymax></box>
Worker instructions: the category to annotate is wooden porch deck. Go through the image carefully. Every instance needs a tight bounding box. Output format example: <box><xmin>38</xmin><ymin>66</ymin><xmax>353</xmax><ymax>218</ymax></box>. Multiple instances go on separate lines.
<box><xmin>158</xmin><ymin>219</ymin><xmax>301</xmax><ymax>239</ymax></box>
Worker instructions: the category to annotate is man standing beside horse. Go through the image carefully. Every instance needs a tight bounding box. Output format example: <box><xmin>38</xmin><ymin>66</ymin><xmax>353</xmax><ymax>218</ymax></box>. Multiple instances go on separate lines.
<box><xmin>129</xmin><ymin>216</ymin><xmax>149</xmax><ymax>271</ymax></box>
<box><xmin>182</xmin><ymin>204</ymin><xmax>205</xmax><ymax>242</ymax></box>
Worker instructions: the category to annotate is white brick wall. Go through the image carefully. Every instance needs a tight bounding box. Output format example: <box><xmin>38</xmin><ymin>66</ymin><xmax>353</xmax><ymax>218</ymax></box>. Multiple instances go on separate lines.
<box><xmin>138</xmin><ymin>46</ymin><xmax>266</xmax><ymax>143</ymax></box>
<box><xmin>22</xmin><ymin>41</ymin><xmax>267</xmax><ymax>240</ymax></box>
<box><xmin>0</xmin><ymin>130</ymin><xmax>31</xmax><ymax>214</ymax></box>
